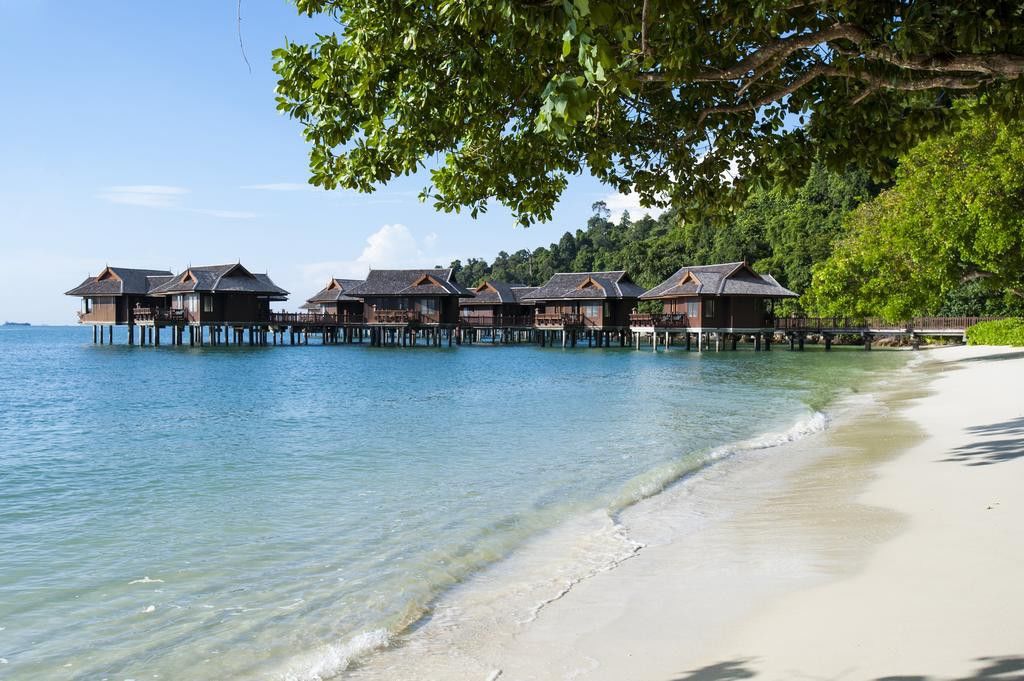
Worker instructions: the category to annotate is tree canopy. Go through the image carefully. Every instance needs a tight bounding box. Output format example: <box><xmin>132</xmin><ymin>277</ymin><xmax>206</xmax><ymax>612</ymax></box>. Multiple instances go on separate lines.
<box><xmin>807</xmin><ymin>106</ymin><xmax>1024</xmax><ymax>320</ymax></box>
<box><xmin>274</xmin><ymin>0</ymin><xmax>1024</xmax><ymax>224</ymax></box>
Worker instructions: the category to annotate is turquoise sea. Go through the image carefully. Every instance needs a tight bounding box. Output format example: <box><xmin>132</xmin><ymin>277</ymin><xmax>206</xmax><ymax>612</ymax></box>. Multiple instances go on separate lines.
<box><xmin>0</xmin><ymin>326</ymin><xmax>908</xmax><ymax>680</ymax></box>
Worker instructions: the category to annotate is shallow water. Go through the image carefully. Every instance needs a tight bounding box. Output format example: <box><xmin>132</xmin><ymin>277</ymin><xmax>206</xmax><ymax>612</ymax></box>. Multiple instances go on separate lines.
<box><xmin>0</xmin><ymin>326</ymin><xmax>908</xmax><ymax>679</ymax></box>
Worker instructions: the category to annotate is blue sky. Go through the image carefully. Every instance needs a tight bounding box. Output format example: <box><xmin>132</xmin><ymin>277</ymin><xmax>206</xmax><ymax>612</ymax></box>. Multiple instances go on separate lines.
<box><xmin>0</xmin><ymin>1</ymin><xmax>656</xmax><ymax>324</ymax></box>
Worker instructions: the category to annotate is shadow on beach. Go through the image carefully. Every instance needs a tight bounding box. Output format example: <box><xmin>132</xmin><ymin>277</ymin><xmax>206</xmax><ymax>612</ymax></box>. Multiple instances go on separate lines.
<box><xmin>668</xmin><ymin>655</ymin><xmax>1024</xmax><ymax>681</ymax></box>
<box><xmin>943</xmin><ymin>416</ymin><xmax>1024</xmax><ymax>466</ymax></box>
<box><xmin>953</xmin><ymin>350</ymin><xmax>1024</xmax><ymax>364</ymax></box>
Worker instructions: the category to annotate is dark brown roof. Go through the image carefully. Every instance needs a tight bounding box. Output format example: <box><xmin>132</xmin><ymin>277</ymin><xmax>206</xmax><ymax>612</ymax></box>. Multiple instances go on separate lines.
<box><xmin>512</xmin><ymin>286</ymin><xmax>539</xmax><ymax>304</ymax></box>
<box><xmin>306</xmin><ymin>278</ymin><xmax>365</xmax><ymax>304</ymax></box>
<box><xmin>460</xmin><ymin>280</ymin><xmax>527</xmax><ymax>306</ymax></box>
<box><xmin>65</xmin><ymin>266</ymin><xmax>174</xmax><ymax>297</ymax></box>
<box><xmin>640</xmin><ymin>262</ymin><xmax>798</xmax><ymax>299</ymax></box>
<box><xmin>522</xmin><ymin>271</ymin><xmax>645</xmax><ymax>301</ymax></box>
<box><xmin>343</xmin><ymin>269</ymin><xmax>474</xmax><ymax>298</ymax></box>
<box><xmin>149</xmin><ymin>263</ymin><xmax>289</xmax><ymax>299</ymax></box>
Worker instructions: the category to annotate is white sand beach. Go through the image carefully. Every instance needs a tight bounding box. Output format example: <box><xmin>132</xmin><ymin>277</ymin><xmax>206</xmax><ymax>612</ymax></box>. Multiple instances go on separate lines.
<box><xmin>351</xmin><ymin>345</ymin><xmax>1024</xmax><ymax>680</ymax></box>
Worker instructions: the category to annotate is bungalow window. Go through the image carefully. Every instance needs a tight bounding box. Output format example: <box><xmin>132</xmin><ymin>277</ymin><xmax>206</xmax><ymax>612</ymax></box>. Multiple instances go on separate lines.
<box><xmin>186</xmin><ymin>294</ymin><xmax>200</xmax><ymax>313</ymax></box>
<box><xmin>687</xmin><ymin>301</ymin><xmax>699</xmax><ymax>318</ymax></box>
<box><xmin>704</xmin><ymin>299</ymin><xmax>716</xmax><ymax>318</ymax></box>
<box><xmin>202</xmin><ymin>296</ymin><xmax>214</xmax><ymax>313</ymax></box>
<box><xmin>416</xmin><ymin>297</ymin><xmax>438</xmax><ymax>314</ymax></box>
<box><xmin>82</xmin><ymin>298</ymin><xmax>93</xmax><ymax>314</ymax></box>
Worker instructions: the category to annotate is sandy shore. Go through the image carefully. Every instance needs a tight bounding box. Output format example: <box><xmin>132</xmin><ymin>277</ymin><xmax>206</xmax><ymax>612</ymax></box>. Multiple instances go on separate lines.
<box><xmin>352</xmin><ymin>345</ymin><xmax>1024</xmax><ymax>681</ymax></box>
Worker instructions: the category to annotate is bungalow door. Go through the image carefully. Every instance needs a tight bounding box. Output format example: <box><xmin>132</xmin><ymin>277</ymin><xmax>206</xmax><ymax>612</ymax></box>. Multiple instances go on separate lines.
<box><xmin>581</xmin><ymin>302</ymin><xmax>600</xmax><ymax>327</ymax></box>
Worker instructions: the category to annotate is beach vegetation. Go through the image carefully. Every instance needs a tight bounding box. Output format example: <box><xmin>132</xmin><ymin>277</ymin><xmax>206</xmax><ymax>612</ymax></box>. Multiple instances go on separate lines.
<box><xmin>966</xmin><ymin>318</ymin><xmax>1024</xmax><ymax>346</ymax></box>
<box><xmin>807</xmin><ymin>105</ymin><xmax>1024</xmax><ymax>320</ymax></box>
<box><xmin>273</xmin><ymin>0</ymin><xmax>1024</xmax><ymax>225</ymax></box>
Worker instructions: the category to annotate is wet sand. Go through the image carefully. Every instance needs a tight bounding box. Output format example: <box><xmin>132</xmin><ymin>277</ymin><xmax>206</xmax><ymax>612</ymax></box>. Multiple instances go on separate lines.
<box><xmin>350</xmin><ymin>345</ymin><xmax>1024</xmax><ymax>680</ymax></box>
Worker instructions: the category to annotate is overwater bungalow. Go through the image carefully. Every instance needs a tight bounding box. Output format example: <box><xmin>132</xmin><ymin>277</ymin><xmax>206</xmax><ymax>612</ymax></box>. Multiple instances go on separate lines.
<box><xmin>148</xmin><ymin>263</ymin><xmax>288</xmax><ymax>322</ymax></box>
<box><xmin>140</xmin><ymin>263</ymin><xmax>289</xmax><ymax>345</ymax></box>
<box><xmin>65</xmin><ymin>266</ymin><xmax>173</xmax><ymax>343</ymax></box>
<box><xmin>459</xmin><ymin>281</ymin><xmax>537</xmax><ymax>342</ymax></box>
<box><xmin>303</xmin><ymin>278</ymin><xmax>365</xmax><ymax>321</ymax></box>
<box><xmin>342</xmin><ymin>268</ymin><xmax>474</xmax><ymax>346</ymax></box>
<box><xmin>634</xmin><ymin>261</ymin><xmax>797</xmax><ymax>351</ymax></box>
<box><xmin>522</xmin><ymin>271</ymin><xmax>645</xmax><ymax>347</ymax></box>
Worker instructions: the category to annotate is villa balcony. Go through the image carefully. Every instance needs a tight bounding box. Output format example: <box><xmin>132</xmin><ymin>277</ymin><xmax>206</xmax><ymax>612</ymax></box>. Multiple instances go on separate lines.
<box><xmin>535</xmin><ymin>313</ymin><xmax>583</xmax><ymax>328</ymax></box>
<box><xmin>629</xmin><ymin>313</ymin><xmax>690</xmax><ymax>328</ymax></box>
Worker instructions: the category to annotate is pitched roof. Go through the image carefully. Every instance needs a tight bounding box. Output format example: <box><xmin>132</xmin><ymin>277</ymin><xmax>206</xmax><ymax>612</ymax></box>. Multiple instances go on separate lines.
<box><xmin>460</xmin><ymin>280</ymin><xmax>527</xmax><ymax>306</ymax></box>
<box><xmin>522</xmin><ymin>271</ymin><xmax>645</xmax><ymax>301</ymax></box>
<box><xmin>512</xmin><ymin>286</ymin><xmax>539</xmax><ymax>304</ymax></box>
<box><xmin>149</xmin><ymin>263</ymin><xmax>289</xmax><ymax>298</ymax></box>
<box><xmin>343</xmin><ymin>269</ymin><xmax>474</xmax><ymax>298</ymax></box>
<box><xmin>306</xmin><ymin>278</ymin><xmax>365</xmax><ymax>304</ymax></box>
<box><xmin>640</xmin><ymin>262</ymin><xmax>798</xmax><ymax>299</ymax></box>
<box><xmin>65</xmin><ymin>266</ymin><xmax>174</xmax><ymax>297</ymax></box>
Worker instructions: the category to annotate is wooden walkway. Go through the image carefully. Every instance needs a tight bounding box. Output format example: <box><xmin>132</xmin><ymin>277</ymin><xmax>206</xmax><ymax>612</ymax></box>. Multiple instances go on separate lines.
<box><xmin>629</xmin><ymin>316</ymin><xmax>1001</xmax><ymax>351</ymax></box>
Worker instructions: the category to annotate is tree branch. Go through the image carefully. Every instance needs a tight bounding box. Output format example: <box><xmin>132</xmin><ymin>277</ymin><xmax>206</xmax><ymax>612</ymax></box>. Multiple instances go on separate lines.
<box><xmin>691</xmin><ymin>65</ymin><xmax>991</xmax><ymax>133</ymax></box>
<box><xmin>641</xmin><ymin>0</ymin><xmax>651</xmax><ymax>58</ymax></box>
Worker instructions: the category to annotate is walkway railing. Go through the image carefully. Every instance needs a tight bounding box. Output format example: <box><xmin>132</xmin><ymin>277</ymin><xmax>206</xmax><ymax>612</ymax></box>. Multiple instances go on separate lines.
<box><xmin>269</xmin><ymin>312</ymin><xmax>365</xmax><ymax>326</ymax></box>
<box><xmin>775</xmin><ymin>316</ymin><xmax>1001</xmax><ymax>333</ymax></box>
<box><xmin>460</xmin><ymin>314</ymin><xmax>535</xmax><ymax>328</ymax></box>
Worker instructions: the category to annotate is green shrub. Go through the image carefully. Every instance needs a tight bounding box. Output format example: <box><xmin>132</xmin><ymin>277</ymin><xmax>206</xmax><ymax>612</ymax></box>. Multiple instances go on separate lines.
<box><xmin>966</xmin><ymin>318</ymin><xmax>1024</xmax><ymax>346</ymax></box>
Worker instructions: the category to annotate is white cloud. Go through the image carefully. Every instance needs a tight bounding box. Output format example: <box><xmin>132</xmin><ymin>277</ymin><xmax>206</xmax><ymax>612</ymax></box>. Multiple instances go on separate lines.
<box><xmin>97</xmin><ymin>185</ymin><xmax>189</xmax><ymax>208</ymax></box>
<box><xmin>97</xmin><ymin>185</ymin><xmax>258</xmax><ymax>219</ymax></box>
<box><xmin>300</xmin><ymin>223</ymin><xmax>444</xmax><ymax>291</ymax></box>
<box><xmin>602</xmin><ymin>190</ymin><xmax>667</xmax><ymax>223</ymax></box>
<box><xmin>240</xmin><ymin>183</ymin><xmax>312</xmax><ymax>192</ymax></box>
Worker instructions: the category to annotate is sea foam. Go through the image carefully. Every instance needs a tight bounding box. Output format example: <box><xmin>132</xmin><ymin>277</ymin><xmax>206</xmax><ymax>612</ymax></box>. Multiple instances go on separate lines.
<box><xmin>281</xmin><ymin>629</ymin><xmax>390</xmax><ymax>681</ymax></box>
<box><xmin>610</xmin><ymin>410</ymin><xmax>830</xmax><ymax>514</ymax></box>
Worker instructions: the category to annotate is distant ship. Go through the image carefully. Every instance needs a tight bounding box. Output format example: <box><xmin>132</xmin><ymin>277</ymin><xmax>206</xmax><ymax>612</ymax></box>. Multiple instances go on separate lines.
<box><xmin>2</xmin><ymin>321</ymin><xmax>30</xmax><ymax>326</ymax></box>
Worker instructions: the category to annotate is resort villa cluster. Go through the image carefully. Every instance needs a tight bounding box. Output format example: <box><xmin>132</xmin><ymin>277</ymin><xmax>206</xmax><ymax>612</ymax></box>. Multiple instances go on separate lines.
<box><xmin>66</xmin><ymin>262</ymin><xmax>979</xmax><ymax>350</ymax></box>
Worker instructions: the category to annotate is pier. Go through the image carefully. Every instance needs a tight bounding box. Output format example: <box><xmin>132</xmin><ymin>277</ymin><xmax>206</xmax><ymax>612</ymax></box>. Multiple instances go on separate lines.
<box><xmin>629</xmin><ymin>315</ymin><xmax>998</xmax><ymax>352</ymax></box>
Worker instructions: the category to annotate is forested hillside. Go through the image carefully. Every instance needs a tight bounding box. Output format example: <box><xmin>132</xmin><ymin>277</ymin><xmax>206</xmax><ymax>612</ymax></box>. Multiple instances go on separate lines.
<box><xmin>450</xmin><ymin>164</ymin><xmax>877</xmax><ymax>307</ymax></box>
<box><xmin>450</xmin><ymin>105</ymin><xmax>1024</xmax><ymax>320</ymax></box>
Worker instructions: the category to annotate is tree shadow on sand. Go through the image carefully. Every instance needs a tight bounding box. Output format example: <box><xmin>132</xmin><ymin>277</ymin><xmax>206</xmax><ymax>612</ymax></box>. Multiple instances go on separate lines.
<box><xmin>954</xmin><ymin>350</ymin><xmax>1024</xmax><ymax>364</ymax></box>
<box><xmin>943</xmin><ymin>417</ymin><xmax>1024</xmax><ymax>466</ymax></box>
<box><xmin>668</xmin><ymin>659</ymin><xmax>757</xmax><ymax>681</ymax></box>
<box><xmin>877</xmin><ymin>655</ymin><xmax>1024</xmax><ymax>680</ymax></box>
<box><xmin>667</xmin><ymin>655</ymin><xmax>1024</xmax><ymax>681</ymax></box>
